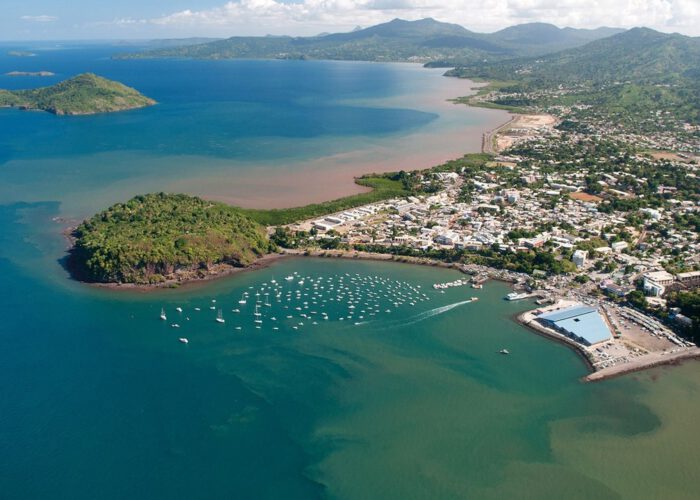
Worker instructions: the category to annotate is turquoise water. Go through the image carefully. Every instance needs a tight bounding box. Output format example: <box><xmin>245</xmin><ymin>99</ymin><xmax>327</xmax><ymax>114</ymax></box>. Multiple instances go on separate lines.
<box><xmin>1</xmin><ymin>45</ymin><xmax>700</xmax><ymax>499</ymax></box>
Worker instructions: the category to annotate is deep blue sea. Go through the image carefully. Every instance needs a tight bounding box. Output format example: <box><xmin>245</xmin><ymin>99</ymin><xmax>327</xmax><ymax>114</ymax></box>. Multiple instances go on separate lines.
<box><xmin>1</xmin><ymin>43</ymin><xmax>700</xmax><ymax>499</ymax></box>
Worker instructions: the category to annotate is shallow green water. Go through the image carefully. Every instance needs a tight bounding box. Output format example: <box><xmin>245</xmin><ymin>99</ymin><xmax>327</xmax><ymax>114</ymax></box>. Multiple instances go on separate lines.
<box><xmin>1</xmin><ymin>45</ymin><xmax>700</xmax><ymax>499</ymax></box>
<box><xmin>2</xmin><ymin>205</ymin><xmax>700</xmax><ymax>498</ymax></box>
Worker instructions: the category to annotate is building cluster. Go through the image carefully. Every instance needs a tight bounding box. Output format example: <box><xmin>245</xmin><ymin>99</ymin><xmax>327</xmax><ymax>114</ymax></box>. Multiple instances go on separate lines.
<box><xmin>473</xmin><ymin>83</ymin><xmax>700</xmax><ymax>154</ymax></box>
<box><xmin>283</xmin><ymin>96</ymin><xmax>699</xmax><ymax>345</ymax></box>
<box><xmin>296</xmin><ymin>154</ymin><xmax>698</xmax><ymax>288</ymax></box>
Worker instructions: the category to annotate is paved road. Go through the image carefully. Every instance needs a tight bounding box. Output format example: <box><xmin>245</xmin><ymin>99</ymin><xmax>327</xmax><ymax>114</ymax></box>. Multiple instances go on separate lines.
<box><xmin>482</xmin><ymin>116</ymin><xmax>516</xmax><ymax>155</ymax></box>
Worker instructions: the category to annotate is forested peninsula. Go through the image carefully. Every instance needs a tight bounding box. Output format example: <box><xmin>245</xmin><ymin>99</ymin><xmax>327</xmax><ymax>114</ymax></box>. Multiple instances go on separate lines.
<box><xmin>69</xmin><ymin>193</ymin><xmax>273</xmax><ymax>285</ymax></box>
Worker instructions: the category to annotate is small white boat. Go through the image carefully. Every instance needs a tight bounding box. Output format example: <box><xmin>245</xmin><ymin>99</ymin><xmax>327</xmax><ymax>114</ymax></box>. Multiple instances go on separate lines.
<box><xmin>175</xmin><ymin>307</ymin><xmax>183</xmax><ymax>313</ymax></box>
<box><xmin>500</xmin><ymin>349</ymin><xmax>510</xmax><ymax>355</ymax></box>
<box><xmin>238</xmin><ymin>294</ymin><xmax>247</xmax><ymax>305</ymax></box>
<box><xmin>215</xmin><ymin>309</ymin><xmax>225</xmax><ymax>324</ymax></box>
<box><xmin>171</xmin><ymin>323</ymin><xmax>180</xmax><ymax>328</ymax></box>
<box><xmin>194</xmin><ymin>307</ymin><xmax>201</xmax><ymax>311</ymax></box>
<box><xmin>178</xmin><ymin>338</ymin><xmax>189</xmax><ymax>344</ymax></box>
<box><xmin>285</xmin><ymin>275</ymin><xmax>294</xmax><ymax>281</ymax></box>
<box><xmin>160</xmin><ymin>308</ymin><xmax>167</xmax><ymax>321</ymax></box>
<box><xmin>505</xmin><ymin>292</ymin><xmax>530</xmax><ymax>301</ymax></box>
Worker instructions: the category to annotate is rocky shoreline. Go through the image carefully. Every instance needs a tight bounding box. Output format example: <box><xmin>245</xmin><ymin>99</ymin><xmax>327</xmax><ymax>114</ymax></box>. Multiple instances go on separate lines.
<box><xmin>70</xmin><ymin>253</ymin><xmax>288</xmax><ymax>292</ymax></box>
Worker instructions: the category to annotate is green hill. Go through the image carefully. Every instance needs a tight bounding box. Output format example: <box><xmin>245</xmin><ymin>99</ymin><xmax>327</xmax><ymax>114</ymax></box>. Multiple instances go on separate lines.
<box><xmin>115</xmin><ymin>18</ymin><xmax>622</xmax><ymax>64</ymax></box>
<box><xmin>454</xmin><ymin>28</ymin><xmax>700</xmax><ymax>84</ymax></box>
<box><xmin>449</xmin><ymin>28</ymin><xmax>700</xmax><ymax>124</ymax></box>
<box><xmin>70</xmin><ymin>193</ymin><xmax>273</xmax><ymax>284</ymax></box>
<box><xmin>0</xmin><ymin>73</ymin><xmax>155</xmax><ymax>115</ymax></box>
<box><xmin>488</xmin><ymin>23</ymin><xmax>625</xmax><ymax>56</ymax></box>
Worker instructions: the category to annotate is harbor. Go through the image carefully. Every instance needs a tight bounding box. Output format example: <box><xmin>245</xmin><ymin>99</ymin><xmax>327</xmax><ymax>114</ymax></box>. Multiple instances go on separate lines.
<box><xmin>519</xmin><ymin>299</ymin><xmax>699</xmax><ymax>382</ymax></box>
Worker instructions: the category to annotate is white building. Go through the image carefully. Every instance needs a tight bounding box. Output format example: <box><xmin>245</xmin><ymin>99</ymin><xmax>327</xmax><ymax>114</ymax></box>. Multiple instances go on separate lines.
<box><xmin>643</xmin><ymin>270</ymin><xmax>674</xmax><ymax>297</ymax></box>
<box><xmin>572</xmin><ymin>250</ymin><xmax>588</xmax><ymax>268</ymax></box>
<box><xmin>611</xmin><ymin>241</ymin><xmax>629</xmax><ymax>252</ymax></box>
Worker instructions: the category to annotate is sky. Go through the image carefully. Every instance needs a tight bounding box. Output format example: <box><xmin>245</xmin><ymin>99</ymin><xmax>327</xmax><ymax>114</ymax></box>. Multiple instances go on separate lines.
<box><xmin>3</xmin><ymin>0</ymin><xmax>700</xmax><ymax>41</ymax></box>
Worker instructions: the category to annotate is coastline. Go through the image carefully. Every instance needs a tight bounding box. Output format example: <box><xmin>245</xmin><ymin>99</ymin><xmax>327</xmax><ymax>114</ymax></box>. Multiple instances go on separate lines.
<box><xmin>61</xmin><ymin>66</ymin><xmax>514</xmax><ymax>291</ymax></box>
<box><xmin>74</xmin><ymin>246</ymin><xmax>521</xmax><ymax>292</ymax></box>
<box><xmin>517</xmin><ymin>309</ymin><xmax>597</xmax><ymax>376</ymax></box>
<box><xmin>482</xmin><ymin>115</ymin><xmax>516</xmax><ymax>154</ymax></box>
<box><xmin>75</xmin><ymin>253</ymin><xmax>289</xmax><ymax>293</ymax></box>
<box><xmin>75</xmin><ymin>248</ymin><xmax>478</xmax><ymax>292</ymax></box>
<box><xmin>52</xmin><ymin>61</ymin><xmax>695</xmax><ymax>382</ymax></box>
<box><xmin>517</xmin><ymin>308</ymin><xmax>700</xmax><ymax>383</ymax></box>
<box><xmin>585</xmin><ymin>349</ymin><xmax>700</xmax><ymax>382</ymax></box>
<box><xmin>155</xmin><ymin>69</ymin><xmax>510</xmax><ymax>211</ymax></box>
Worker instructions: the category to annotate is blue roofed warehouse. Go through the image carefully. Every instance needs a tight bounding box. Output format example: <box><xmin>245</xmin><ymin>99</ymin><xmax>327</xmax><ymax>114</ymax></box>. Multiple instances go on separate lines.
<box><xmin>536</xmin><ymin>305</ymin><xmax>612</xmax><ymax>346</ymax></box>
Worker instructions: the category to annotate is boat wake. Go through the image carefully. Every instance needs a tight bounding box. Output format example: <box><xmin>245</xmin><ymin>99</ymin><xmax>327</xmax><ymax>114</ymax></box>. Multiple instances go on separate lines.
<box><xmin>354</xmin><ymin>298</ymin><xmax>476</xmax><ymax>331</ymax></box>
<box><xmin>399</xmin><ymin>298</ymin><xmax>476</xmax><ymax>327</ymax></box>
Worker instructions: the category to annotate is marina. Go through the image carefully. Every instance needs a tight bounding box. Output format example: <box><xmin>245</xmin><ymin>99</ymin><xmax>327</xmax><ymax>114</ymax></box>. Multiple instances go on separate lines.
<box><xmin>156</xmin><ymin>271</ymin><xmax>463</xmax><ymax>336</ymax></box>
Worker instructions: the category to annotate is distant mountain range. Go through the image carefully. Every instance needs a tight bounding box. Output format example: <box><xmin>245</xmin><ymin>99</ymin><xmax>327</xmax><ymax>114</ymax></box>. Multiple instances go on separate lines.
<box><xmin>116</xmin><ymin>18</ymin><xmax>625</xmax><ymax>63</ymax></box>
<box><xmin>113</xmin><ymin>18</ymin><xmax>700</xmax><ymax>124</ymax></box>
<box><xmin>450</xmin><ymin>27</ymin><xmax>700</xmax><ymax>84</ymax></box>
<box><xmin>449</xmin><ymin>27</ymin><xmax>700</xmax><ymax>125</ymax></box>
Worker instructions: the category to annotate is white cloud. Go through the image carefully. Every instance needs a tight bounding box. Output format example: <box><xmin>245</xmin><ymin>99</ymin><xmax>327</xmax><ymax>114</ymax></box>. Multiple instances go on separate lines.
<box><xmin>21</xmin><ymin>15</ymin><xmax>58</xmax><ymax>23</ymax></box>
<box><xmin>110</xmin><ymin>0</ymin><xmax>700</xmax><ymax>36</ymax></box>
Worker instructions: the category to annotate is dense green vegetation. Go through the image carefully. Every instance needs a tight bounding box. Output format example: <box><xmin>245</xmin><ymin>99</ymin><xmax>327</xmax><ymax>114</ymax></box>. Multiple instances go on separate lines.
<box><xmin>451</xmin><ymin>28</ymin><xmax>700</xmax><ymax>84</ymax></box>
<box><xmin>448</xmin><ymin>28</ymin><xmax>700</xmax><ymax>125</ymax></box>
<box><xmin>71</xmin><ymin>193</ymin><xmax>272</xmax><ymax>284</ymax></box>
<box><xmin>70</xmin><ymin>171</ymin><xmax>424</xmax><ymax>284</ymax></box>
<box><xmin>0</xmin><ymin>73</ymin><xmax>155</xmax><ymax>115</ymax></box>
<box><xmin>116</xmin><ymin>18</ymin><xmax>621</xmax><ymax>64</ymax></box>
<box><xmin>668</xmin><ymin>291</ymin><xmax>700</xmax><ymax>340</ymax></box>
<box><xmin>242</xmin><ymin>174</ymin><xmax>413</xmax><ymax>226</ymax></box>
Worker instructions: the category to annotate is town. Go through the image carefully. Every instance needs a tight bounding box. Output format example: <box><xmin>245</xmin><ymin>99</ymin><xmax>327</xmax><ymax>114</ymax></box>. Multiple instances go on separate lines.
<box><xmin>273</xmin><ymin>105</ymin><xmax>700</xmax><ymax>379</ymax></box>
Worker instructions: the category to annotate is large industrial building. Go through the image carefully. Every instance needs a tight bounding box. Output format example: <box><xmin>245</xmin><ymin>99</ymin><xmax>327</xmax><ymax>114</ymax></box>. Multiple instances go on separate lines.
<box><xmin>536</xmin><ymin>305</ymin><xmax>612</xmax><ymax>346</ymax></box>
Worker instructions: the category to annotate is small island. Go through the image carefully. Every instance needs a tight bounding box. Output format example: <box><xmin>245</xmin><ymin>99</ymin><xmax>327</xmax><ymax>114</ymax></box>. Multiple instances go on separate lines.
<box><xmin>69</xmin><ymin>193</ymin><xmax>274</xmax><ymax>285</ymax></box>
<box><xmin>0</xmin><ymin>73</ymin><xmax>155</xmax><ymax>115</ymax></box>
<box><xmin>5</xmin><ymin>71</ymin><xmax>55</xmax><ymax>77</ymax></box>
